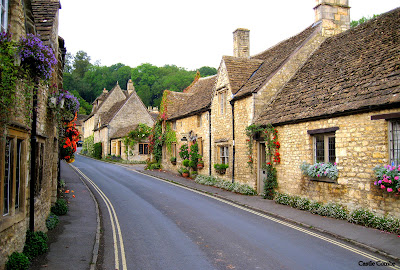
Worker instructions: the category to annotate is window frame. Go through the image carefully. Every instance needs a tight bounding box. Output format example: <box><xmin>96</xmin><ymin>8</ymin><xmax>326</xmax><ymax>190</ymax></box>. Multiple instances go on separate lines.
<box><xmin>389</xmin><ymin>120</ymin><xmax>400</xmax><ymax>166</ymax></box>
<box><xmin>0</xmin><ymin>128</ymin><xmax>28</xmax><ymax>231</ymax></box>
<box><xmin>218</xmin><ymin>90</ymin><xmax>226</xmax><ymax>115</ymax></box>
<box><xmin>313</xmin><ymin>133</ymin><xmax>336</xmax><ymax>164</ymax></box>
<box><xmin>219</xmin><ymin>146</ymin><xmax>229</xmax><ymax>164</ymax></box>
<box><xmin>0</xmin><ymin>0</ymin><xmax>8</xmax><ymax>33</ymax></box>
<box><xmin>139</xmin><ymin>143</ymin><xmax>149</xmax><ymax>155</ymax></box>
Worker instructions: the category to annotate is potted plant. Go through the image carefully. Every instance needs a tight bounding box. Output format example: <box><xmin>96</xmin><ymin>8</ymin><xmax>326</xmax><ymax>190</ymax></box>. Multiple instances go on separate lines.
<box><xmin>191</xmin><ymin>171</ymin><xmax>198</xmax><ymax>179</ymax></box>
<box><xmin>182</xmin><ymin>159</ymin><xmax>190</xmax><ymax>167</ymax></box>
<box><xmin>214</xmin><ymin>163</ymin><xmax>229</xmax><ymax>174</ymax></box>
<box><xmin>373</xmin><ymin>164</ymin><xmax>400</xmax><ymax>194</ymax></box>
<box><xmin>182</xmin><ymin>168</ymin><xmax>190</xmax><ymax>177</ymax></box>
<box><xmin>197</xmin><ymin>156</ymin><xmax>204</xmax><ymax>169</ymax></box>
<box><xmin>170</xmin><ymin>156</ymin><xmax>177</xmax><ymax>165</ymax></box>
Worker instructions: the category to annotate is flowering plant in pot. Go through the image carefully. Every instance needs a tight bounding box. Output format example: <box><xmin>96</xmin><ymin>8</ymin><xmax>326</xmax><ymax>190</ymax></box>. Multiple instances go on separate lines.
<box><xmin>58</xmin><ymin>90</ymin><xmax>79</xmax><ymax>121</ymax></box>
<box><xmin>170</xmin><ymin>156</ymin><xmax>177</xmax><ymax>165</ymax></box>
<box><xmin>181</xmin><ymin>168</ymin><xmax>190</xmax><ymax>177</ymax></box>
<box><xmin>300</xmin><ymin>162</ymin><xmax>338</xmax><ymax>181</ymax></box>
<box><xmin>373</xmin><ymin>164</ymin><xmax>400</xmax><ymax>194</ymax></box>
<box><xmin>60</xmin><ymin>114</ymin><xmax>80</xmax><ymax>163</ymax></box>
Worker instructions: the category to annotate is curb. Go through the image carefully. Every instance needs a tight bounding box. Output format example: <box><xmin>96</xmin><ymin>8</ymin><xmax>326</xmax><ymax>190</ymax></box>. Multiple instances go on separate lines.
<box><xmin>136</xmin><ymin>169</ymin><xmax>400</xmax><ymax>263</ymax></box>
<box><xmin>67</xmin><ymin>162</ymin><xmax>101</xmax><ymax>270</ymax></box>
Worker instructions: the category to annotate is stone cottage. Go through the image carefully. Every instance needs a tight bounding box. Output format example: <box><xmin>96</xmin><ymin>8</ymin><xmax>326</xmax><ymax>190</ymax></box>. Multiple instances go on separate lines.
<box><xmin>0</xmin><ymin>0</ymin><xmax>65</xmax><ymax>268</ymax></box>
<box><xmin>83</xmin><ymin>80</ymin><xmax>156</xmax><ymax>161</ymax></box>
<box><xmin>161</xmin><ymin>75</ymin><xmax>217</xmax><ymax>174</ymax></box>
<box><xmin>210</xmin><ymin>0</ymin><xmax>351</xmax><ymax>188</ymax></box>
<box><xmin>254</xmin><ymin>7</ymin><xmax>400</xmax><ymax>217</ymax></box>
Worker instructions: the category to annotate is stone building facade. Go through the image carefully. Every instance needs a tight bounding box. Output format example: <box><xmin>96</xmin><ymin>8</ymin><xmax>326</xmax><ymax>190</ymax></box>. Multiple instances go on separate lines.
<box><xmin>83</xmin><ymin>80</ymin><xmax>156</xmax><ymax>160</ymax></box>
<box><xmin>255</xmin><ymin>7</ymin><xmax>400</xmax><ymax>217</ymax></box>
<box><xmin>161</xmin><ymin>76</ymin><xmax>216</xmax><ymax>175</ymax></box>
<box><xmin>0</xmin><ymin>0</ymin><xmax>65</xmax><ymax>268</ymax></box>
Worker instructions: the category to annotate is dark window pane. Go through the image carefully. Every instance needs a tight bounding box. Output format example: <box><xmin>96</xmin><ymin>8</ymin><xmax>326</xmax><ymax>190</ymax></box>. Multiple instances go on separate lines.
<box><xmin>4</xmin><ymin>138</ymin><xmax>13</xmax><ymax>215</ymax></box>
<box><xmin>315</xmin><ymin>135</ymin><xmax>325</xmax><ymax>163</ymax></box>
<box><xmin>390</xmin><ymin>121</ymin><xmax>400</xmax><ymax>166</ymax></box>
<box><xmin>328</xmin><ymin>136</ymin><xmax>336</xmax><ymax>163</ymax></box>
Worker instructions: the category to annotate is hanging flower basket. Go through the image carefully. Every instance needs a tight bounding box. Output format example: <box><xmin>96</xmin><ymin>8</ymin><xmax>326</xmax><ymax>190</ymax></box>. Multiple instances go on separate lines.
<box><xmin>18</xmin><ymin>34</ymin><xmax>56</xmax><ymax>81</ymax></box>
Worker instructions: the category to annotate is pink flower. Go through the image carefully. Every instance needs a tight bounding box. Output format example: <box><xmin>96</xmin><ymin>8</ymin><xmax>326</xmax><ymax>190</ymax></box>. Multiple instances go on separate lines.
<box><xmin>395</xmin><ymin>176</ymin><xmax>399</xmax><ymax>180</ymax></box>
<box><xmin>387</xmin><ymin>188</ymin><xmax>393</xmax><ymax>192</ymax></box>
<box><xmin>317</xmin><ymin>174</ymin><xmax>320</xmax><ymax>177</ymax></box>
<box><xmin>381</xmin><ymin>185</ymin><xmax>386</xmax><ymax>189</ymax></box>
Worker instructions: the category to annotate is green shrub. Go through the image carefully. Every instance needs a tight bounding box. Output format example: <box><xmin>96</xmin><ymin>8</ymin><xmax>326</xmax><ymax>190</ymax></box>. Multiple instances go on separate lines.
<box><xmin>6</xmin><ymin>252</ymin><xmax>30</xmax><ymax>270</ymax></box>
<box><xmin>315</xmin><ymin>203</ymin><xmax>348</xmax><ymax>219</ymax></box>
<box><xmin>51</xmin><ymin>198</ymin><xmax>68</xmax><ymax>216</ymax></box>
<box><xmin>194</xmin><ymin>175</ymin><xmax>257</xmax><ymax>195</ymax></box>
<box><xmin>182</xmin><ymin>159</ymin><xmax>190</xmax><ymax>167</ymax></box>
<box><xmin>295</xmin><ymin>197</ymin><xmax>311</xmax><ymax>210</ymax></box>
<box><xmin>46</xmin><ymin>212</ymin><xmax>59</xmax><ymax>230</ymax></box>
<box><xmin>23</xmin><ymin>231</ymin><xmax>48</xmax><ymax>260</ymax></box>
<box><xmin>348</xmin><ymin>208</ymin><xmax>375</xmax><ymax>227</ymax></box>
<box><xmin>93</xmin><ymin>142</ymin><xmax>102</xmax><ymax>159</ymax></box>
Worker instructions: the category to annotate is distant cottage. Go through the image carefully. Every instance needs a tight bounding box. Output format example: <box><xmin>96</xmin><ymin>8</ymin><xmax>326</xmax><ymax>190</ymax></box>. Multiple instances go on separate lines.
<box><xmin>83</xmin><ymin>80</ymin><xmax>157</xmax><ymax>161</ymax></box>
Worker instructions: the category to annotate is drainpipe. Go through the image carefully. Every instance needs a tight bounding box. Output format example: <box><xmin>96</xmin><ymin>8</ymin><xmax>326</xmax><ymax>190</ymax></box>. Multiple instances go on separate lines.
<box><xmin>208</xmin><ymin>109</ymin><xmax>212</xmax><ymax>176</ymax></box>
<box><xmin>29</xmin><ymin>79</ymin><xmax>39</xmax><ymax>231</ymax></box>
<box><xmin>230</xmin><ymin>99</ymin><xmax>235</xmax><ymax>183</ymax></box>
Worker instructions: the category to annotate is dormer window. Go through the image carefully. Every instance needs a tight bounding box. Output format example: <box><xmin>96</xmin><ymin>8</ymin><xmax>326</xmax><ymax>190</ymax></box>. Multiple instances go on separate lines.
<box><xmin>1</xmin><ymin>0</ymin><xmax>8</xmax><ymax>32</ymax></box>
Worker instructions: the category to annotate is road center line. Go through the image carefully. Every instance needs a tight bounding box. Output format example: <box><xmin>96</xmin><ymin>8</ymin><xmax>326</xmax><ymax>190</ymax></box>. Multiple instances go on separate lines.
<box><xmin>133</xmin><ymin>169</ymin><xmax>400</xmax><ymax>270</ymax></box>
<box><xmin>71</xmin><ymin>165</ymin><xmax>127</xmax><ymax>270</ymax></box>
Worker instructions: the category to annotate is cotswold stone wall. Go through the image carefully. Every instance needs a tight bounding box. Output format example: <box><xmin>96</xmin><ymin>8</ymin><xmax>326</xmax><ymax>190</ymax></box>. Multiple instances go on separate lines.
<box><xmin>275</xmin><ymin>109</ymin><xmax>400</xmax><ymax>218</ymax></box>
<box><xmin>162</xmin><ymin>112</ymin><xmax>210</xmax><ymax>176</ymax></box>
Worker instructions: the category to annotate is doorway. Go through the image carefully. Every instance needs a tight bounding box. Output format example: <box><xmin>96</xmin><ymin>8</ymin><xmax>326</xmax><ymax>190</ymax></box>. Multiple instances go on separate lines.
<box><xmin>257</xmin><ymin>142</ymin><xmax>267</xmax><ymax>194</ymax></box>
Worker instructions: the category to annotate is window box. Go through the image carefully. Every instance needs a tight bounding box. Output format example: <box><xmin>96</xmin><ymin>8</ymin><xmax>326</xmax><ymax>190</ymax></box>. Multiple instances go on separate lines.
<box><xmin>214</xmin><ymin>163</ymin><xmax>228</xmax><ymax>175</ymax></box>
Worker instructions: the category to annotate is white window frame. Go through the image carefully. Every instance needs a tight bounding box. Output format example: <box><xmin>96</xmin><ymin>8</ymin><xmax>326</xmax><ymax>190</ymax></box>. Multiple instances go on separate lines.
<box><xmin>219</xmin><ymin>146</ymin><xmax>229</xmax><ymax>164</ymax></box>
<box><xmin>0</xmin><ymin>0</ymin><xmax>8</xmax><ymax>33</ymax></box>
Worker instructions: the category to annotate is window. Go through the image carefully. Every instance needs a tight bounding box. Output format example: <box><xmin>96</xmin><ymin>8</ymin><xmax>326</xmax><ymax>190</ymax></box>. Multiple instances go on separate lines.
<box><xmin>313</xmin><ymin>133</ymin><xmax>336</xmax><ymax>163</ymax></box>
<box><xmin>1</xmin><ymin>129</ymin><xmax>27</xmax><ymax>218</ymax></box>
<box><xmin>139</xmin><ymin>143</ymin><xmax>149</xmax><ymax>155</ymax></box>
<box><xmin>197</xmin><ymin>115</ymin><xmax>202</xmax><ymax>127</ymax></box>
<box><xmin>172</xmin><ymin>121</ymin><xmax>176</xmax><ymax>130</ymax></box>
<box><xmin>218</xmin><ymin>91</ymin><xmax>226</xmax><ymax>115</ymax></box>
<box><xmin>219</xmin><ymin>146</ymin><xmax>229</xmax><ymax>164</ymax></box>
<box><xmin>0</xmin><ymin>0</ymin><xmax>8</xmax><ymax>33</ymax></box>
<box><xmin>198</xmin><ymin>138</ymin><xmax>203</xmax><ymax>157</ymax></box>
<box><xmin>389</xmin><ymin>120</ymin><xmax>400</xmax><ymax>166</ymax></box>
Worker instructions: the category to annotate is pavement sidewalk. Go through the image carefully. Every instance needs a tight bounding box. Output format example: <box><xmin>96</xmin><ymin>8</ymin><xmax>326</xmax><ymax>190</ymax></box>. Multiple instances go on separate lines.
<box><xmin>34</xmin><ymin>161</ymin><xmax>99</xmax><ymax>270</ymax></box>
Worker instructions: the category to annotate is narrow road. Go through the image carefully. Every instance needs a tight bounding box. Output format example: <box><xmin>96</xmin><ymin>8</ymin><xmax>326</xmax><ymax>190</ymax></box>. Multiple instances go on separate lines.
<box><xmin>73</xmin><ymin>154</ymin><xmax>396</xmax><ymax>270</ymax></box>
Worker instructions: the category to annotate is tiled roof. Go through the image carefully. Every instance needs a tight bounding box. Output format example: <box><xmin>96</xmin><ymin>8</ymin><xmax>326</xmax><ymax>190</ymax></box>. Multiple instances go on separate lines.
<box><xmin>256</xmin><ymin>8</ymin><xmax>400</xmax><ymax>126</ymax></box>
<box><xmin>110</xmin><ymin>125</ymin><xmax>138</xmax><ymax>139</ymax></box>
<box><xmin>31</xmin><ymin>0</ymin><xmax>60</xmax><ymax>46</ymax></box>
<box><xmin>99</xmin><ymin>100</ymin><xmax>126</xmax><ymax>126</ymax></box>
<box><xmin>234</xmin><ymin>24</ymin><xmax>320</xmax><ymax>99</ymax></box>
<box><xmin>223</xmin><ymin>56</ymin><xmax>263</xmax><ymax>94</ymax></box>
<box><xmin>166</xmin><ymin>75</ymin><xmax>217</xmax><ymax>120</ymax></box>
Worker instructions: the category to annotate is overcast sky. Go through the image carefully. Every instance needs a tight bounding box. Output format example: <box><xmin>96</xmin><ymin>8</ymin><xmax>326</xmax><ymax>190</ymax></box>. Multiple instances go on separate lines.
<box><xmin>58</xmin><ymin>1</ymin><xmax>399</xmax><ymax>70</ymax></box>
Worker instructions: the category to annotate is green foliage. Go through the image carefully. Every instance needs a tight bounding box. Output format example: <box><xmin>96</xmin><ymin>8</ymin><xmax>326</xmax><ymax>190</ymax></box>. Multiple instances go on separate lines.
<box><xmin>263</xmin><ymin>164</ymin><xmax>277</xmax><ymax>199</ymax></box>
<box><xmin>93</xmin><ymin>142</ymin><xmax>102</xmax><ymax>159</ymax></box>
<box><xmin>182</xmin><ymin>159</ymin><xmax>190</xmax><ymax>167</ymax></box>
<box><xmin>70</xmin><ymin>89</ymin><xmax>92</xmax><ymax>115</ymax></box>
<box><xmin>214</xmin><ymin>163</ymin><xmax>229</xmax><ymax>170</ymax></box>
<box><xmin>170</xmin><ymin>156</ymin><xmax>177</xmax><ymax>162</ymax></box>
<box><xmin>51</xmin><ymin>198</ymin><xmax>68</xmax><ymax>216</ymax></box>
<box><xmin>6</xmin><ymin>252</ymin><xmax>30</xmax><ymax>270</ymax></box>
<box><xmin>179</xmin><ymin>144</ymin><xmax>189</xmax><ymax>160</ymax></box>
<box><xmin>350</xmin><ymin>14</ymin><xmax>379</xmax><ymax>28</ymax></box>
<box><xmin>81</xmin><ymin>135</ymin><xmax>94</xmax><ymax>156</ymax></box>
<box><xmin>195</xmin><ymin>175</ymin><xmax>257</xmax><ymax>195</ymax></box>
<box><xmin>0</xmin><ymin>33</ymin><xmax>19</xmax><ymax>125</ymax></box>
<box><xmin>23</xmin><ymin>231</ymin><xmax>48</xmax><ymax>260</ymax></box>
<box><xmin>46</xmin><ymin>212</ymin><xmax>59</xmax><ymax>230</ymax></box>
<box><xmin>300</xmin><ymin>161</ymin><xmax>339</xmax><ymax>181</ymax></box>
<box><xmin>189</xmin><ymin>142</ymin><xmax>200</xmax><ymax>167</ymax></box>
<box><xmin>63</xmin><ymin>51</ymin><xmax>217</xmax><ymax>107</ymax></box>
<box><xmin>164</xmin><ymin>122</ymin><xmax>177</xmax><ymax>153</ymax></box>
<box><xmin>145</xmin><ymin>159</ymin><xmax>161</xmax><ymax>170</ymax></box>
<box><xmin>123</xmin><ymin>123</ymin><xmax>152</xmax><ymax>155</ymax></box>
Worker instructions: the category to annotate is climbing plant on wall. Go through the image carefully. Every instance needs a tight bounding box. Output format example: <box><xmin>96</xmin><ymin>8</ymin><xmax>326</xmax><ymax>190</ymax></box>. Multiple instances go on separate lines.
<box><xmin>245</xmin><ymin>123</ymin><xmax>280</xmax><ymax>199</ymax></box>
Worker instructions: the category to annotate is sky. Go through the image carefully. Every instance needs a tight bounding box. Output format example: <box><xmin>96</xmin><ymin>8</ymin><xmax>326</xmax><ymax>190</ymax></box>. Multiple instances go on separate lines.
<box><xmin>58</xmin><ymin>0</ymin><xmax>399</xmax><ymax>71</ymax></box>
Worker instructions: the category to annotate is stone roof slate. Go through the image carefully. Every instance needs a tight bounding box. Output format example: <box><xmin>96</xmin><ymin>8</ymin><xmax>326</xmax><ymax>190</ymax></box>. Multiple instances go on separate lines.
<box><xmin>31</xmin><ymin>0</ymin><xmax>60</xmax><ymax>45</ymax></box>
<box><xmin>234</xmin><ymin>24</ymin><xmax>320</xmax><ymax>99</ymax></box>
<box><xmin>110</xmin><ymin>125</ymin><xmax>138</xmax><ymax>139</ymax></box>
<box><xmin>255</xmin><ymin>8</ymin><xmax>400</xmax><ymax>126</ymax></box>
<box><xmin>166</xmin><ymin>75</ymin><xmax>217</xmax><ymax>120</ymax></box>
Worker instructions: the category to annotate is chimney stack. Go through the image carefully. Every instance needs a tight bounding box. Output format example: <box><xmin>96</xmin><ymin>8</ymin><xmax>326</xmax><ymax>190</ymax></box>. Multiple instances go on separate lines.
<box><xmin>127</xmin><ymin>79</ymin><xmax>135</xmax><ymax>95</ymax></box>
<box><xmin>233</xmin><ymin>28</ymin><xmax>250</xmax><ymax>58</ymax></box>
<box><xmin>102</xmin><ymin>88</ymin><xmax>108</xmax><ymax>93</ymax></box>
<box><xmin>314</xmin><ymin>0</ymin><xmax>350</xmax><ymax>37</ymax></box>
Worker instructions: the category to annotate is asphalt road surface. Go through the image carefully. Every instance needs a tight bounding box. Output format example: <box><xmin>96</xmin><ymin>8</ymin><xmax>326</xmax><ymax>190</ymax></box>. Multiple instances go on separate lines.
<box><xmin>72</xmin><ymin>154</ymin><xmax>396</xmax><ymax>270</ymax></box>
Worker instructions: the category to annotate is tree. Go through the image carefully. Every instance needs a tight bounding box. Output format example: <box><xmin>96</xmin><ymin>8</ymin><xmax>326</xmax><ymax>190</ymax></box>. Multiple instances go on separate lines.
<box><xmin>72</xmin><ymin>50</ymin><xmax>92</xmax><ymax>79</ymax></box>
<box><xmin>350</xmin><ymin>14</ymin><xmax>379</xmax><ymax>28</ymax></box>
<box><xmin>199</xmin><ymin>66</ymin><xmax>217</xmax><ymax>77</ymax></box>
